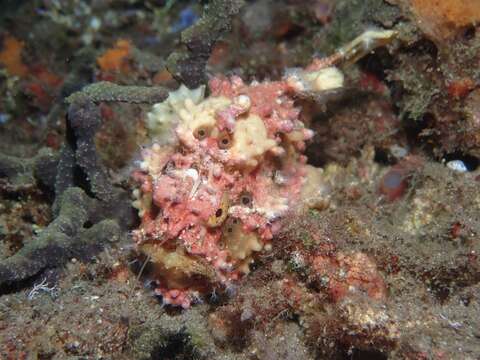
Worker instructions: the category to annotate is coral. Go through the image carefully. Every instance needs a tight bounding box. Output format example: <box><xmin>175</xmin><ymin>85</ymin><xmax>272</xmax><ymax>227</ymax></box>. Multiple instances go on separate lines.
<box><xmin>0</xmin><ymin>187</ymin><xmax>121</xmax><ymax>288</ymax></box>
<box><xmin>0</xmin><ymin>148</ymin><xmax>57</xmax><ymax>189</ymax></box>
<box><xmin>0</xmin><ymin>35</ymin><xmax>28</xmax><ymax>77</ymax></box>
<box><xmin>60</xmin><ymin>82</ymin><xmax>169</xmax><ymax>206</ymax></box>
<box><xmin>0</xmin><ymin>80</ymin><xmax>171</xmax><ymax>289</ymax></box>
<box><xmin>66</xmin><ymin>81</ymin><xmax>169</xmax><ymax>105</ymax></box>
<box><xmin>166</xmin><ymin>0</ymin><xmax>245</xmax><ymax>88</ymax></box>
<box><xmin>96</xmin><ymin>39</ymin><xmax>132</xmax><ymax>74</ymax></box>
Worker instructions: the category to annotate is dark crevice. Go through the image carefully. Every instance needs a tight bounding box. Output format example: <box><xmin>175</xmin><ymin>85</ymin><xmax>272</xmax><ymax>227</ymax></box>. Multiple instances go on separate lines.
<box><xmin>0</xmin><ymin>273</ymin><xmax>39</xmax><ymax>296</ymax></box>
<box><xmin>403</xmin><ymin>112</ymin><xmax>436</xmax><ymax>154</ymax></box>
<box><xmin>343</xmin><ymin>348</ymin><xmax>388</xmax><ymax>360</ymax></box>
<box><xmin>374</xmin><ymin>147</ymin><xmax>397</xmax><ymax>166</ymax></box>
<box><xmin>461</xmin><ymin>25</ymin><xmax>476</xmax><ymax>41</ymax></box>
<box><xmin>358</xmin><ymin>47</ymin><xmax>394</xmax><ymax>82</ymax></box>
<box><xmin>150</xmin><ymin>331</ymin><xmax>201</xmax><ymax>360</ymax></box>
<box><xmin>405</xmin><ymin>38</ymin><xmax>438</xmax><ymax>59</ymax></box>
<box><xmin>280</xmin><ymin>24</ymin><xmax>305</xmax><ymax>41</ymax></box>
<box><xmin>83</xmin><ymin>220</ymin><xmax>94</xmax><ymax>229</ymax></box>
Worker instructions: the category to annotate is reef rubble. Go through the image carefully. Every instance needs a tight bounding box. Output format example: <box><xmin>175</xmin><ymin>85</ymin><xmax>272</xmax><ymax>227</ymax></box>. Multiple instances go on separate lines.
<box><xmin>1</xmin><ymin>1</ymin><xmax>480</xmax><ymax>359</ymax></box>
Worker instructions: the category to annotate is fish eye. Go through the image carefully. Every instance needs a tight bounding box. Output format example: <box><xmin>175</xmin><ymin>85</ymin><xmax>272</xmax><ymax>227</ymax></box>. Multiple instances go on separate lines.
<box><xmin>194</xmin><ymin>126</ymin><xmax>210</xmax><ymax>140</ymax></box>
<box><xmin>223</xmin><ymin>217</ymin><xmax>240</xmax><ymax>234</ymax></box>
<box><xmin>239</xmin><ymin>192</ymin><xmax>253</xmax><ymax>207</ymax></box>
<box><xmin>218</xmin><ymin>131</ymin><xmax>232</xmax><ymax>149</ymax></box>
<box><xmin>218</xmin><ymin>238</ymin><xmax>226</xmax><ymax>249</ymax></box>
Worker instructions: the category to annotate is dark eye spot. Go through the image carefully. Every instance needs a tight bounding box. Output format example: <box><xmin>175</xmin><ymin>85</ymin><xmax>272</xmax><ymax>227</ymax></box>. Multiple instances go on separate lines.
<box><xmin>218</xmin><ymin>239</ymin><xmax>225</xmax><ymax>249</ymax></box>
<box><xmin>240</xmin><ymin>192</ymin><xmax>253</xmax><ymax>207</ymax></box>
<box><xmin>218</xmin><ymin>131</ymin><xmax>232</xmax><ymax>149</ymax></box>
<box><xmin>194</xmin><ymin>126</ymin><xmax>210</xmax><ymax>140</ymax></box>
<box><xmin>215</xmin><ymin>208</ymin><xmax>223</xmax><ymax>218</ymax></box>
<box><xmin>162</xmin><ymin>160</ymin><xmax>175</xmax><ymax>174</ymax></box>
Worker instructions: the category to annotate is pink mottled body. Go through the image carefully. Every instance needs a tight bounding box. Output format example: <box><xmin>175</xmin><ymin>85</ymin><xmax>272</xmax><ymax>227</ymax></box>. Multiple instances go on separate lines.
<box><xmin>133</xmin><ymin>76</ymin><xmax>314</xmax><ymax>307</ymax></box>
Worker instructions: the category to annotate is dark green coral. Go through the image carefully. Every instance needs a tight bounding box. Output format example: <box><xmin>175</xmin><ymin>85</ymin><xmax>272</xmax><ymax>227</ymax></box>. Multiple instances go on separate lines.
<box><xmin>0</xmin><ymin>187</ymin><xmax>121</xmax><ymax>287</ymax></box>
<box><xmin>166</xmin><ymin>0</ymin><xmax>245</xmax><ymax>88</ymax></box>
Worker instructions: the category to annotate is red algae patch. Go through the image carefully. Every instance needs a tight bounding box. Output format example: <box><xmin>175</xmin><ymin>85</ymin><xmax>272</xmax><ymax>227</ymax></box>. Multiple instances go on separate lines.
<box><xmin>312</xmin><ymin>252</ymin><xmax>387</xmax><ymax>302</ymax></box>
<box><xmin>97</xmin><ymin>39</ymin><xmax>132</xmax><ymax>73</ymax></box>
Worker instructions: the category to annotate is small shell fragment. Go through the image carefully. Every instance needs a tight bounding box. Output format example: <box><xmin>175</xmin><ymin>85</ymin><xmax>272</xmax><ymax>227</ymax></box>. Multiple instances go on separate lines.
<box><xmin>446</xmin><ymin>160</ymin><xmax>468</xmax><ymax>173</ymax></box>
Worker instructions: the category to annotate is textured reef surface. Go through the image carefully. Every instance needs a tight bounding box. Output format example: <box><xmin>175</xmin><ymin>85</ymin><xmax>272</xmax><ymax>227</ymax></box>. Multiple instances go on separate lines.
<box><xmin>1</xmin><ymin>1</ymin><xmax>480</xmax><ymax>359</ymax></box>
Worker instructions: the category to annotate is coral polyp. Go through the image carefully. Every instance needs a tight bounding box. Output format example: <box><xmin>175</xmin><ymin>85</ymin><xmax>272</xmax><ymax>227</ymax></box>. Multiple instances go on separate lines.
<box><xmin>132</xmin><ymin>75</ymin><xmax>329</xmax><ymax>307</ymax></box>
